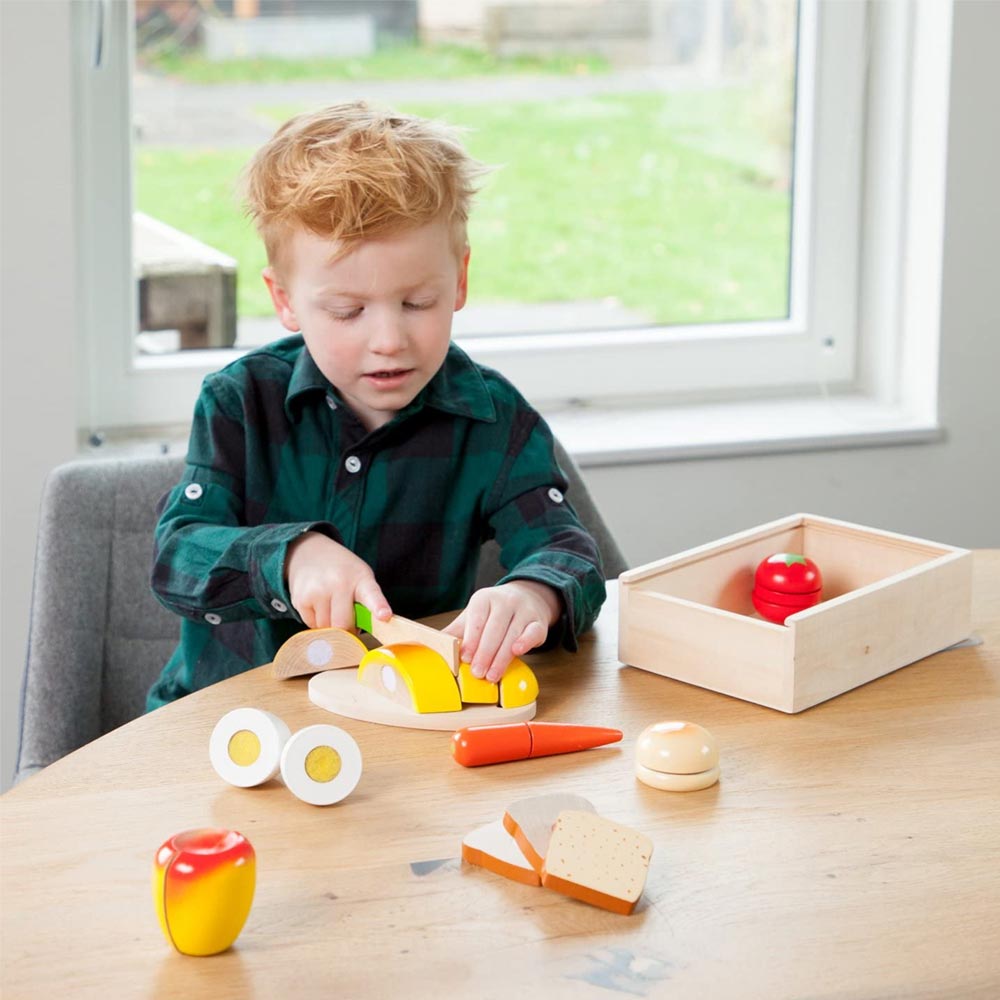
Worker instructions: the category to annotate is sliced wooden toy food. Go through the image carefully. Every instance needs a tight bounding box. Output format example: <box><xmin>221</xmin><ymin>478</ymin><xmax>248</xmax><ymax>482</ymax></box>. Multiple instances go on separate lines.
<box><xmin>501</xmin><ymin>792</ymin><xmax>596</xmax><ymax>872</ymax></box>
<box><xmin>272</xmin><ymin>627</ymin><xmax>368</xmax><ymax>679</ymax></box>
<box><xmin>540</xmin><ymin>810</ymin><xmax>653</xmax><ymax>915</ymax></box>
<box><xmin>461</xmin><ymin>820</ymin><xmax>541</xmax><ymax>887</ymax></box>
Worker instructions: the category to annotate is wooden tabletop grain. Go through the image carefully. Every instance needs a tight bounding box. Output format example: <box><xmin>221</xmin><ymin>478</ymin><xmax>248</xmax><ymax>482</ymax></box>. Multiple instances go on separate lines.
<box><xmin>2</xmin><ymin>554</ymin><xmax>999</xmax><ymax>1000</ymax></box>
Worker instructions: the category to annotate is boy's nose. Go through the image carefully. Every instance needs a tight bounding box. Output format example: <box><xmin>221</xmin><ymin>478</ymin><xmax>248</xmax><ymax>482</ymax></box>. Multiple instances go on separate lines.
<box><xmin>369</xmin><ymin>310</ymin><xmax>407</xmax><ymax>354</ymax></box>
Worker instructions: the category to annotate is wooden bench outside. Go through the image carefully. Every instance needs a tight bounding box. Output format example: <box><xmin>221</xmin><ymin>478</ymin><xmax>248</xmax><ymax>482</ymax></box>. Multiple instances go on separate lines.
<box><xmin>133</xmin><ymin>212</ymin><xmax>237</xmax><ymax>349</ymax></box>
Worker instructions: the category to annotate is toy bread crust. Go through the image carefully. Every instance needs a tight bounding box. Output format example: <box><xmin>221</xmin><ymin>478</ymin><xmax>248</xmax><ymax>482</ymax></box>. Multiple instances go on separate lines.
<box><xmin>461</xmin><ymin>820</ymin><xmax>541</xmax><ymax>887</ymax></box>
<box><xmin>501</xmin><ymin>793</ymin><xmax>596</xmax><ymax>872</ymax></box>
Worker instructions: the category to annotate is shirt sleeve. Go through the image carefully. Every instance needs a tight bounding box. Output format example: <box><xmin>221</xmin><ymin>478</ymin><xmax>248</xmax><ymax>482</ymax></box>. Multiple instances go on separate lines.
<box><xmin>483</xmin><ymin>407</ymin><xmax>607</xmax><ymax>651</ymax></box>
<box><xmin>150</xmin><ymin>376</ymin><xmax>339</xmax><ymax>625</ymax></box>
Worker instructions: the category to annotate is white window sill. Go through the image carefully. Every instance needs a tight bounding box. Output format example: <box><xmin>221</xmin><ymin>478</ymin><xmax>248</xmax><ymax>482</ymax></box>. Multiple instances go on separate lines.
<box><xmin>80</xmin><ymin>393</ymin><xmax>942</xmax><ymax>467</ymax></box>
<box><xmin>543</xmin><ymin>394</ymin><xmax>942</xmax><ymax>468</ymax></box>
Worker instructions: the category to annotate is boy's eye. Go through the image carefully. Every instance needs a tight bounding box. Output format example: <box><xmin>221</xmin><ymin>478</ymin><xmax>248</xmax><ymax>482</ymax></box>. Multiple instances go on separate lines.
<box><xmin>330</xmin><ymin>307</ymin><xmax>362</xmax><ymax>321</ymax></box>
<box><xmin>403</xmin><ymin>300</ymin><xmax>434</xmax><ymax>311</ymax></box>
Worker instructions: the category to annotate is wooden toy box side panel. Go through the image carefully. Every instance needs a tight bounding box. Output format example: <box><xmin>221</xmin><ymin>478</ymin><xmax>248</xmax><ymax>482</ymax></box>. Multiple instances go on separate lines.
<box><xmin>619</xmin><ymin>588</ymin><xmax>795</xmax><ymax>711</ymax></box>
<box><xmin>619</xmin><ymin>515</ymin><xmax>805</xmax><ymax>616</ymax></box>
<box><xmin>788</xmin><ymin>547</ymin><xmax>974</xmax><ymax>711</ymax></box>
<box><xmin>798</xmin><ymin>515</ymin><xmax>965</xmax><ymax>597</ymax></box>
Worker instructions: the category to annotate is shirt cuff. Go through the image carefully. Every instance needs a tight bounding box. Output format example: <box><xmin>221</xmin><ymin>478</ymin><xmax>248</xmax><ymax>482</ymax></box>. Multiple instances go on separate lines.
<box><xmin>495</xmin><ymin>567</ymin><xmax>580</xmax><ymax>653</ymax></box>
<box><xmin>248</xmin><ymin>521</ymin><xmax>342</xmax><ymax>621</ymax></box>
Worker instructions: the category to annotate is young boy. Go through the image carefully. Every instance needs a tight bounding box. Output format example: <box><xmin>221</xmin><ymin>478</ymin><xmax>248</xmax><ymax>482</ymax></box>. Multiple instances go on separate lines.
<box><xmin>147</xmin><ymin>101</ymin><xmax>606</xmax><ymax>709</ymax></box>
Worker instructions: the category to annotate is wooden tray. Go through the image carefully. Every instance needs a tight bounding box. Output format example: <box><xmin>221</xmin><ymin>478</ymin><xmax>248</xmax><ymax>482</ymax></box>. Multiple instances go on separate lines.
<box><xmin>618</xmin><ymin>513</ymin><xmax>973</xmax><ymax>713</ymax></box>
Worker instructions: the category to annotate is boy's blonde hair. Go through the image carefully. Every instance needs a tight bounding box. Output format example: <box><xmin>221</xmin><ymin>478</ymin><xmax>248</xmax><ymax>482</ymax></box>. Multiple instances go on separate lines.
<box><xmin>242</xmin><ymin>101</ymin><xmax>488</xmax><ymax>275</ymax></box>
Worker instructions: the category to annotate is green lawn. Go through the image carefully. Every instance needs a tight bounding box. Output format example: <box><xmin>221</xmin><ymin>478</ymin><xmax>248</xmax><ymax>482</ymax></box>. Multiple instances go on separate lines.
<box><xmin>135</xmin><ymin>90</ymin><xmax>792</xmax><ymax>325</ymax></box>
<box><xmin>141</xmin><ymin>42</ymin><xmax>609</xmax><ymax>84</ymax></box>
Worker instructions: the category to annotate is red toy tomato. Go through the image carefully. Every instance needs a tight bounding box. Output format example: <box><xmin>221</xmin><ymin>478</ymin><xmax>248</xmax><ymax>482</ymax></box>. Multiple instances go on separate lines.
<box><xmin>752</xmin><ymin>553</ymin><xmax>822</xmax><ymax>624</ymax></box>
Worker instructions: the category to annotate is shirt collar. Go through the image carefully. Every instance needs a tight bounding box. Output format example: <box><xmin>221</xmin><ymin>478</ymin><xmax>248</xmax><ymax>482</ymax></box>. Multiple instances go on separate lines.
<box><xmin>284</xmin><ymin>340</ymin><xmax>496</xmax><ymax>424</ymax></box>
<box><xmin>285</xmin><ymin>341</ymin><xmax>330</xmax><ymax>418</ymax></box>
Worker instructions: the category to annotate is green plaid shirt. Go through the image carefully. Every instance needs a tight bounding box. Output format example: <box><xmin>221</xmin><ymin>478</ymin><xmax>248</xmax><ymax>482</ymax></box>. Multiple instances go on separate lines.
<box><xmin>147</xmin><ymin>336</ymin><xmax>606</xmax><ymax>708</ymax></box>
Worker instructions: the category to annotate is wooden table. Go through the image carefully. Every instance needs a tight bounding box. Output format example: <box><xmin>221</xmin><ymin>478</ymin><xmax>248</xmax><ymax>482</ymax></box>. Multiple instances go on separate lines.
<box><xmin>3</xmin><ymin>555</ymin><xmax>999</xmax><ymax>999</ymax></box>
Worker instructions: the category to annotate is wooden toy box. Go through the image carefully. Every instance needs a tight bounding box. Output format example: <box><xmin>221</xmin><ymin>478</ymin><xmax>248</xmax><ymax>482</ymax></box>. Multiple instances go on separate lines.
<box><xmin>618</xmin><ymin>514</ymin><xmax>973</xmax><ymax>713</ymax></box>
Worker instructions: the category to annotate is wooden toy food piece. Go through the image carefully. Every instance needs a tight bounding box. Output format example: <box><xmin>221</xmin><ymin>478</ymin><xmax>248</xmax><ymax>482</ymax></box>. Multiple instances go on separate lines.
<box><xmin>209</xmin><ymin>707</ymin><xmax>290</xmax><ymax>787</ymax></box>
<box><xmin>540</xmin><ymin>810</ymin><xmax>653</xmax><ymax>916</ymax></box>
<box><xmin>461</xmin><ymin>820</ymin><xmax>541</xmax><ymax>887</ymax></box>
<box><xmin>272</xmin><ymin>627</ymin><xmax>368</xmax><ymax>679</ymax></box>
<box><xmin>152</xmin><ymin>828</ymin><xmax>255</xmax><ymax>956</ymax></box>
<box><xmin>354</xmin><ymin>603</ymin><xmax>459</xmax><ymax>674</ymax></box>
<box><xmin>357</xmin><ymin>644</ymin><xmax>462</xmax><ymax>713</ymax></box>
<box><xmin>502</xmin><ymin>793</ymin><xmax>596</xmax><ymax>872</ymax></box>
<box><xmin>457</xmin><ymin>662</ymin><xmax>499</xmax><ymax>704</ymax></box>
<box><xmin>498</xmin><ymin>661</ymin><xmax>540</xmax><ymax>709</ymax></box>
<box><xmin>451</xmin><ymin>721</ymin><xmax>623</xmax><ymax>767</ymax></box>
<box><xmin>752</xmin><ymin>552</ymin><xmax>823</xmax><ymax>624</ymax></box>
<box><xmin>635</xmin><ymin>720</ymin><xmax>720</xmax><ymax>791</ymax></box>
<box><xmin>279</xmin><ymin>724</ymin><xmax>362</xmax><ymax>806</ymax></box>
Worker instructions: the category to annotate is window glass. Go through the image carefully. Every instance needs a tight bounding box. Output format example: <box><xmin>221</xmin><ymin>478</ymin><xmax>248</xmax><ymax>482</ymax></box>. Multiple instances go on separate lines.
<box><xmin>133</xmin><ymin>0</ymin><xmax>798</xmax><ymax>356</ymax></box>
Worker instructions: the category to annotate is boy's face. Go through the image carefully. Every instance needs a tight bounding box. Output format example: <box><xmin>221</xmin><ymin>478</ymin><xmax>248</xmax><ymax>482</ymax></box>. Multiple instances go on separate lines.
<box><xmin>263</xmin><ymin>220</ymin><xmax>469</xmax><ymax>431</ymax></box>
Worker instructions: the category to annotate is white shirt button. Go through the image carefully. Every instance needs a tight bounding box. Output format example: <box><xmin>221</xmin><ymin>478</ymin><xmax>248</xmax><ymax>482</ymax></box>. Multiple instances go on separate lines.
<box><xmin>270</xmin><ymin>598</ymin><xmax>288</xmax><ymax>613</ymax></box>
<box><xmin>184</xmin><ymin>483</ymin><xmax>204</xmax><ymax>500</ymax></box>
<box><xmin>345</xmin><ymin>455</ymin><xmax>362</xmax><ymax>474</ymax></box>
<box><xmin>204</xmin><ymin>612</ymin><xmax>222</xmax><ymax>625</ymax></box>
<box><xmin>548</xmin><ymin>487</ymin><xmax>565</xmax><ymax>503</ymax></box>
<box><xmin>326</xmin><ymin>395</ymin><xmax>338</xmax><ymax>410</ymax></box>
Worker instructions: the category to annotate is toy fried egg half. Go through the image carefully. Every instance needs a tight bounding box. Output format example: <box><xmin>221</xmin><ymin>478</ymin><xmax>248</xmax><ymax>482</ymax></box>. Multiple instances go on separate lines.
<box><xmin>210</xmin><ymin>707</ymin><xmax>291</xmax><ymax>788</ymax></box>
<box><xmin>279</xmin><ymin>724</ymin><xmax>362</xmax><ymax>806</ymax></box>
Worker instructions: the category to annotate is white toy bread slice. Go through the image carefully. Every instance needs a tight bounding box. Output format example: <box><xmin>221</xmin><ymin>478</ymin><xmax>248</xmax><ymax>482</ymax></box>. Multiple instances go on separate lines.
<box><xmin>461</xmin><ymin>820</ymin><xmax>541</xmax><ymax>887</ymax></box>
<box><xmin>501</xmin><ymin>793</ymin><xmax>596</xmax><ymax>872</ymax></box>
<box><xmin>540</xmin><ymin>810</ymin><xmax>653</xmax><ymax>915</ymax></box>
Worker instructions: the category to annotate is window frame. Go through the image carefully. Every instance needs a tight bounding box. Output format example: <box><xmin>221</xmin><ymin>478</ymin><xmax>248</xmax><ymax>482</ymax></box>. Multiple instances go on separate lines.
<box><xmin>74</xmin><ymin>1</ymin><xmax>947</xmax><ymax>435</ymax></box>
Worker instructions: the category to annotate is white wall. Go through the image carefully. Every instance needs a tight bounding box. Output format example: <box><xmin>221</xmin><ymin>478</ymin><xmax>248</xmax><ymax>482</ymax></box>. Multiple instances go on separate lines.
<box><xmin>1</xmin><ymin>2</ymin><xmax>81</xmax><ymax>791</ymax></box>
<box><xmin>1</xmin><ymin>1</ymin><xmax>997</xmax><ymax>791</ymax></box>
<box><xmin>583</xmin><ymin>0</ymin><xmax>1000</xmax><ymax>565</ymax></box>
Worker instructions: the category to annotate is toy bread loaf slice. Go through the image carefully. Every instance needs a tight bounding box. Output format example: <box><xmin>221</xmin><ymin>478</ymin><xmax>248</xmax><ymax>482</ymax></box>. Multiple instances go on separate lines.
<box><xmin>272</xmin><ymin>627</ymin><xmax>368</xmax><ymax>679</ymax></box>
<box><xmin>540</xmin><ymin>810</ymin><xmax>653</xmax><ymax>915</ymax></box>
<box><xmin>502</xmin><ymin>793</ymin><xmax>596</xmax><ymax>872</ymax></box>
<box><xmin>461</xmin><ymin>820</ymin><xmax>541</xmax><ymax>887</ymax></box>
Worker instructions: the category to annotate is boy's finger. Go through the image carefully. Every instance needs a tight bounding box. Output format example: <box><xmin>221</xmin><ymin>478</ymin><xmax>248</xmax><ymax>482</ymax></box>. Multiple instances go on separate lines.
<box><xmin>329</xmin><ymin>593</ymin><xmax>356</xmax><ymax>631</ymax></box>
<box><xmin>471</xmin><ymin>607</ymin><xmax>513</xmax><ymax>679</ymax></box>
<box><xmin>510</xmin><ymin>619</ymin><xmax>547</xmax><ymax>657</ymax></box>
<box><xmin>484</xmin><ymin>621</ymin><xmax>523</xmax><ymax>683</ymax></box>
<box><xmin>310</xmin><ymin>600</ymin><xmax>329</xmax><ymax>630</ymax></box>
<box><xmin>459</xmin><ymin>606</ymin><xmax>489</xmax><ymax>665</ymax></box>
<box><xmin>297</xmin><ymin>602</ymin><xmax>317</xmax><ymax>630</ymax></box>
<box><xmin>357</xmin><ymin>579</ymin><xmax>392</xmax><ymax>622</ymax></box>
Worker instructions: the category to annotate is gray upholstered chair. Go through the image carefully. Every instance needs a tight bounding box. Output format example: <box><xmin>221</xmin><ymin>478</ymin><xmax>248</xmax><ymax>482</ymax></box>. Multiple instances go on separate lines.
<box><xmin>14</xmin><ymin>445</ymin><xmax>627</xmax><ymax>784</ymax></box>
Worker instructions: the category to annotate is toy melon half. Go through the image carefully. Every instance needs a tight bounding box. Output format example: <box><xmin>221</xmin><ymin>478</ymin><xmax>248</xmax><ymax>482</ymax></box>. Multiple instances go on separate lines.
<box><xmin>358</xmin><ymin>644</ymin><xmax>462</xmax><ymax>714</ymax></box>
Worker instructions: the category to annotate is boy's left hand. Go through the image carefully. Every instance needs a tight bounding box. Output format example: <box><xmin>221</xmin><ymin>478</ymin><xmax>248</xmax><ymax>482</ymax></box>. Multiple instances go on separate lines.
<box><xmin>442</xmin><ymin>580</ymin><xmax>562</xmax><ymax>683</ymax></box>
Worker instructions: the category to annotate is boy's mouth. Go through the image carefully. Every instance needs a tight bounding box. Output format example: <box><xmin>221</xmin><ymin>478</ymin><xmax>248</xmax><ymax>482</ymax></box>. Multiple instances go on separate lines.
<box><xmin>363</xmin><ymin>368</ymin><xmax>414</xmax><ymax>387</ymax></box>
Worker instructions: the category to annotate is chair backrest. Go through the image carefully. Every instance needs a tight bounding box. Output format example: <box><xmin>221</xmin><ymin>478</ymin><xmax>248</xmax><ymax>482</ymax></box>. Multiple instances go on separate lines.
<box><xmin>15</xmin><ymin>456</ymin><xmax>185</xmax><ymax>784</ymax></box>
<box><xmin>14</xmin><ymin>445</ymin><xmax>626</xmax><ymax>784</ymax></box>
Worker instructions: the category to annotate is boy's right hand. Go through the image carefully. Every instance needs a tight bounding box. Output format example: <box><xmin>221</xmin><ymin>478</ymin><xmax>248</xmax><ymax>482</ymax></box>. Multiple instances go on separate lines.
<box><xmin>285</xmin><ymin>531</ymin><xmax>391</xmax><ymax>630</ymax></box>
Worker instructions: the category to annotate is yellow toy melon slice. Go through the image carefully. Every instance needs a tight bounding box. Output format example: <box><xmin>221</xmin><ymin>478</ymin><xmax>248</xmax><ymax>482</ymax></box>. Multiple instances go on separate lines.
<box><xmin>457</xmin><ymin>662</ymin><xmax>499</xmax><ymax>704</ymax></box>
<box><xmin>499</xmin><ymin>659</ymin><xmax>539</xmax><ymax>709</ymax></box>
<box><xmin>357</xmin><ymin>644</ymin><xmax>461</xmax><ymax>714</ymax></box>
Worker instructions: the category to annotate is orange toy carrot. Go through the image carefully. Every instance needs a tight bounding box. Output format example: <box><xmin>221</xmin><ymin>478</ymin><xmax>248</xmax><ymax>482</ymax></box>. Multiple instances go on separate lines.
<box><xmin>451</xmin><ymin>722</ymin><xmax>623</xmax><ymax>767</ymax></box>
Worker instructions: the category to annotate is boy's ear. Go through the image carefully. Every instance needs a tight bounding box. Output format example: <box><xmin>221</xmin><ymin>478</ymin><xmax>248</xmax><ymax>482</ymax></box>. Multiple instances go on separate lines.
<box><xmin>262</xmin><ymin>267</ymin><xmax>301</xmax><ymax>332</ymax></box>
<box><xmin>454</xmin><ymin>246</ymin><xmax>471</xmax><ymax>312</ymax></box>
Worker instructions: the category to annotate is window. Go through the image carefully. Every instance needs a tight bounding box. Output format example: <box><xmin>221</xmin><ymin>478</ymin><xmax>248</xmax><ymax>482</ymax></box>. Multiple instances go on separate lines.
<box><xmin>74</xmin><ymin>1</ymin><xmax>950</xmax><ymax>437</ymax></box>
